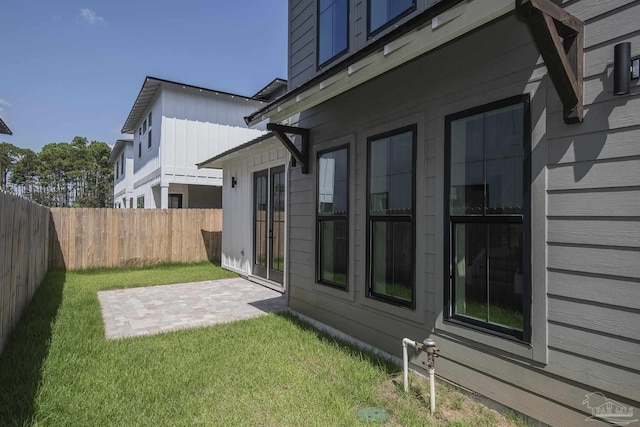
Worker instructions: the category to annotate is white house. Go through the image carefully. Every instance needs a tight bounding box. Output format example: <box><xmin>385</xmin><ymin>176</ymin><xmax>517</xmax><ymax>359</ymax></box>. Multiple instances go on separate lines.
<box><xmin>114</xmin><ymin>76</ymin><xmax>269</xmax><ymax>209</ymax></box>
<box><xmin>109</xmin><ymin>139</ymin><xmax>134</xmax><ymax>208</ymax></box>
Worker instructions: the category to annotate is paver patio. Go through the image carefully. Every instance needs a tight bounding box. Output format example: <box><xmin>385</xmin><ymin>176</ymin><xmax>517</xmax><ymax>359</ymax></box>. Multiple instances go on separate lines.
<box><xmin>97</xmin><ymin>277</ymin><xmax>286</xmax><ymax>339</ymax></box>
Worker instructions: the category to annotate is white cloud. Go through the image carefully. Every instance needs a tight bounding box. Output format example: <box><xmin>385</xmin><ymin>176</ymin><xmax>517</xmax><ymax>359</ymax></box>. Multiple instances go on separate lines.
<box><xmin>79</xmin><ymin>9</ymin><xmax>105</xmax><ymax>25</ymax></box>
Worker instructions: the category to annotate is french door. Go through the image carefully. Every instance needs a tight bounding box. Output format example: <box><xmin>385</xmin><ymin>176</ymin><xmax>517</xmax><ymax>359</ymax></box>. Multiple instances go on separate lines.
<box><xmin>253</xmin><ymin>166</ymin><xmax>285</xmax><ymax>284</ymax></box>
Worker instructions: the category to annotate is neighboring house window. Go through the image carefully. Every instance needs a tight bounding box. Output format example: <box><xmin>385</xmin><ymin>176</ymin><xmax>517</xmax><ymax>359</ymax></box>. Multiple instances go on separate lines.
<box><xmin>115</xmin><ymin>162</ymin><xmax>119</xmax><ymax>179</ymax></box>
<box><xmin>368</xmin><ymin>0</ymin><xmax>415</xmax><ymax>37</ymax></box>
<box><xmin>137</xmin><ymin>196</ymin><xmax>144</xmax><ymax>209</ymax></box>
<box><xmin>148</xmin><ymin>129</ymin><xmax>152</xmax><ymax>149</ymax></box>
<box><xmin>367</xmin><ymin>126</ymin><xmax>415</xmax><ymax>306</ymax></box>
<box><xmin>445</xmin><ymin>95</ymin><xmax>531</xmax><ymax>342</ymax></box>
<box><xmin>139</xmin><ymin>127</ymin><xmax>142</xmax><ymax>137</ymax></box>
<box><xmin>318</xmin><ymin>0</ymin><xmax>349</xmax><ymax>66</ymax></box>
<box><xmin>317</xmin><ymin>146</ymin><xmax>349</xmax><ymax>288</ymax></box>
<box><xmin>169</xmin><ymin>194</ymin><xmax>183</xmax><ymax>209</ymax></box>
<box><xmin>138</xmin><ymin>142</ymin><xmax>142</xmax><ymax>158</ymax></box>
<box><xmin>120</xmin><ymin>153</ymin><xmax>124</xmax><ymax>175</ymax></box>
<box><xmin>143</xmin><ymin>119</ymin><xmax>147</xmax><ymax>134</ymax></box>
<box><xmin>148</xmin><ymin>111</ymin><xmax>152</xmax><ymax>128</ymax></box>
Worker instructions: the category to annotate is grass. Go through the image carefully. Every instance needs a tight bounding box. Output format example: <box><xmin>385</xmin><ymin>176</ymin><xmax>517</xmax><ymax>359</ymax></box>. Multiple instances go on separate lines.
<box><xmin>462</xmin><ymin>301</ymin><xmax>524</xmax><ymax>331</ymax></box>
<box><xmin>0</xmin><ymin>262</ymin><xmax>528</xmax><ymax>426</ymax></box>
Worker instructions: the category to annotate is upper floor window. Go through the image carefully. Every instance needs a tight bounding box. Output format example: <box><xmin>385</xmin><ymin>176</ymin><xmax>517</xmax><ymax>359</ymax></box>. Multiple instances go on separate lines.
<box><xmin>148</xmin><ymin>129</ymin><xmax>152</xmax><ymax>149</ymax></box>
<box><xmin>148</xmin><ymin>111</ymin><xmax>152</xmax><ymax>128</ymax></box>
<box><xmin>318</xmin><ymin>0</ymin><xmax>349</xmax><ymax>66</ymax></box>
<box><xmin>115</xmin><ymin>161</ymin><xmax>119</xmax><ymax>179</ymax></box>
<box><xmin>445</xmin><ymin>95</ymin><xmax>531</xmax><ymax>342</ymax></box>
<box><xmin>120</xmin><ymin>153</ymin><xmax>124</xmax><ymax>175</ymax></box>
<box><xmin>139</xmin><ymin>127</ymin><xmax>142</xmax><ymax>137</ymax></box>
<box><xmin>368</xmin><ymin>0</ymin><xmax>416</xmax><ymax>37</ymax></box>
<box><xmin>367</xmin><ymin>126</ymin><xmax>415</xmax><ymax>307</ymax></box>
<box><xmin>317</xmin><ymin>146</ymin><xmax>349</xmax><ymax>288</ymax></box>
<box><xmin>143</xmin><ymin>119</ymin><xmax>147</xmax><ymax>134</ymax></box>
<box><xmin>138</xmin><ymin>142</ymin><xmax>142</xmax><ymax>158</ymax></box>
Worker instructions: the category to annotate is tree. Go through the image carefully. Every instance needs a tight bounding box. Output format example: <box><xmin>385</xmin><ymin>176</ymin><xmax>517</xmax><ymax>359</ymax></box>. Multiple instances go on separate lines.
<box><xmin>0</xmin><ymin>142</ymin><xmax>26</xmax><ymax>191</ymax></box>
<box><xmin>6</xmin><ymin>137</ymin><xmax>114</xmax><ymax>207</ymax></box>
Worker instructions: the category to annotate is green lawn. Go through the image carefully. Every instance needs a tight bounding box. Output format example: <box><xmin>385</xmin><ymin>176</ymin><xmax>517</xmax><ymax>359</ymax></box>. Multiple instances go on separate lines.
<box><xmin>0</xmin><ymin>263</ymin><xmax>526</xmax><ymax>426</ymax></box>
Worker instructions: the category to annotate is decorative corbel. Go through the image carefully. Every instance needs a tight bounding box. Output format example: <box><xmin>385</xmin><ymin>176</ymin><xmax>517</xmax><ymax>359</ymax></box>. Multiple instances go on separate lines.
<box><xmin>517</xmin><ymin>0</ymin><xmax>584</xmax><ymax>124</ymax></box>
<box><xmin>267</xmin><ymin>123</ymin><xmax>310</xmax><ymax>174</ymax></box>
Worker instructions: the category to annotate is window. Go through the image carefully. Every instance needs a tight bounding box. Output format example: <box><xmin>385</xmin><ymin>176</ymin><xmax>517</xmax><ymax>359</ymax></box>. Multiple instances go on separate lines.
<box><xmin>317</xmin><ymin>146</ymin><xmax>349</xmax><ymax>288</ymax></box>
<box><xmin>148</xmin><ymin>129</ymin><xmax>152</xmax><ymax>148</ymax></box>
<box><xmin>138</xmin><ymin>142</ymin><xmax>142</xmax><ymax>158</ymax></box>
<box><xmin>143</xmin><ymin>119</ymin><xmax>147</xmax><ymax>134</ymax></box>
<box><xmin>148</xmin><ymin>111</ymin><xmax>152</xmax><ymax>128</ymax></box>
<box><xmin>368</xmin><ymin>0</ymin><xmax>415</xmax><ymax>36</ymax></box>
<box><xmin>115</xmin><ymin>161</ymin><xmax>119</xmax><ymax>179</ymax></box>
<box><xmin>318</xmin><ymin>0</ymin><xmax>349</xmax><ymax>66</ymax></box>
<box><xmin>139</xmin><ymin>127</ymin><xmax>142</xmax><ymax>137</ymax></box>
<box><xmin>137</xmin><ymin>196</ymin><xmax>144</xmax><ymax>209</ymax></box>
<box><xmin>367</xmin><ymin>126</ymin><xmax>415</xmax><ymax>306</ymax></box>
<box><xmin>169</xmin><ymin>194</ymin><xmax>183</xmax><ymax>209</ymax></box>
<box><xmin>120</xmin><ymin>153</ymin><xmax>124</xmax><ymax>175</ymax></box>
<box><xmin>445</xmin><ymin>95</ymin><xmax>531</xmax><ymax>342</ymax></box>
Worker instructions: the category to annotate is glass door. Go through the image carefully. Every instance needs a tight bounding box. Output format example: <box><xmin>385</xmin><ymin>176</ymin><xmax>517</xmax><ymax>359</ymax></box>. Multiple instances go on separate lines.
<box><xmin>253</xmin><ymin>166</ymin><xmax>285</xmax><ymax>285</ymax></box>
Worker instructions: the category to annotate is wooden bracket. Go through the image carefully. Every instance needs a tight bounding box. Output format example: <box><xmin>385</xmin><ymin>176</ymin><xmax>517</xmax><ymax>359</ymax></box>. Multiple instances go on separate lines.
<box><xmin>267</xmin><ymin>123</ymin><xmax>310</xmax><ymax>174</ymax></box>
<box><xmin>517</xmin><ymin>0</ymin><xmax>584</xmax><ymax>124</ymax></box>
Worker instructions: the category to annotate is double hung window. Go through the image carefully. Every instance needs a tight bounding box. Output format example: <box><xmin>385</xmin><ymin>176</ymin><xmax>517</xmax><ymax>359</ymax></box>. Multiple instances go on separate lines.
<box><xmin>445</xmin><ymin>95</ymin><xmax>531</xmax><ymax>341</ymax></box>
<box><xmin>367</xmin><ymin>126</ymin><xmax>415</xmax><ymax>306</ymax></box>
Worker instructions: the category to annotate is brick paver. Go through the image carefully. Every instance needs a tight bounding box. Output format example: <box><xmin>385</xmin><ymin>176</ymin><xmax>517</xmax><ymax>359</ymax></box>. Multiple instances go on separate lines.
<box><xmin>97</xmin><ymin>278</ymin><xmax>286</xmax><ymax>339</ymax></box>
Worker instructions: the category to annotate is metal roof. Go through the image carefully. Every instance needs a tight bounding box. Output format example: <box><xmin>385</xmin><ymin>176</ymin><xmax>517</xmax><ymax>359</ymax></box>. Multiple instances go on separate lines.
<box><xmin>0</xmin><ymin>117</ymin><xmax>12</xmax><ymax>135</ymax></box>
<box><xmin>197</xmin><ymin>132</ymin><xmax>277</xmax><ymax>169</ymax></box>
<box><xmin>121</xmin><ymin>76</ymin><xmax>263</xmax><ymax>134</ymax></box>
<box><xmin>108</xmin><ymin>139</ymin><xmax>133</xmax><ymax>163</ymax></box>
<box><xmin>252</xmin><ymin>78</ymin><xmax>287</xmax><ymax>101</ymax></box>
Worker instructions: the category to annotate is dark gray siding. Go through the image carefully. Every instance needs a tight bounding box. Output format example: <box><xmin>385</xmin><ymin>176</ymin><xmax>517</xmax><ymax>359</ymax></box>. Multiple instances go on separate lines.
<box><xmin>288</xmin><ymin>0</ymin><xmax>450</xmax><ymax>90</ymax></box>
<box><xmin>285</xmin><ymin>2</ymin><xmax>640</xmax><ymax>425</ymax></box>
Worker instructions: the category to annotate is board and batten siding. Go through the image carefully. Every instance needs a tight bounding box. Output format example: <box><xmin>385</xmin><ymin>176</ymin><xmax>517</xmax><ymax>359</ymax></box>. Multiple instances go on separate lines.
<box><xmin>284</xmin><ymin>2</ymin><xmax>640</xmax><ymax>425</ymax></box>
<box><xmin>161</xmin><ymin>86</ymin><xmax>267</xmax><ymax>186</ymax></box>
<box><xmin>218</xmin><ymin>141</ymin><xmax>289</xmax><ymax>279</ymax></box>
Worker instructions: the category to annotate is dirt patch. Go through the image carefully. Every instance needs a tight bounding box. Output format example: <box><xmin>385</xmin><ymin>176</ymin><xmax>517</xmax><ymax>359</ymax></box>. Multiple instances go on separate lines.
<box><xmin>375</xmin><ymin>374</ymin><xmax>529</xmax><ymax>426</ymax></box>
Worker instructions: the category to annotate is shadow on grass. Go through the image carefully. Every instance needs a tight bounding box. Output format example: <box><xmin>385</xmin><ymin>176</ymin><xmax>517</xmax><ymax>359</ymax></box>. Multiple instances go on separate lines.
<box><xmin>0</xmin><ymin>270</ymin><xmax>65</xmax><ymax>426</ymax></box>
<box><xmin>274</xmin><ymin>311</ymin><xmax>400</xmax><ymax>376</ymax></box>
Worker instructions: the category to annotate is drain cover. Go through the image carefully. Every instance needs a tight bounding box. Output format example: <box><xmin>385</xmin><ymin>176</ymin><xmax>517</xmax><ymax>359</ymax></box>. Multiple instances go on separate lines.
<box><xmin>357</xmin><ymin>407</ymin><xmax>389</xmax><ymax>424</ymax></box>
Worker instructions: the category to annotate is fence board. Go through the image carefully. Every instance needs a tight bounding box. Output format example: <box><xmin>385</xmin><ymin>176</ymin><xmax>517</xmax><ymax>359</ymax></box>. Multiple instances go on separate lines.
<box><xmin>0</xmin><ymin>192</ymin><xmax>50</xmax><ymax>355</ymax></box>
<box><xmin>48</xmin><ymin>208</ymin><xmax>222</xmax><ymax>270</ymax></box>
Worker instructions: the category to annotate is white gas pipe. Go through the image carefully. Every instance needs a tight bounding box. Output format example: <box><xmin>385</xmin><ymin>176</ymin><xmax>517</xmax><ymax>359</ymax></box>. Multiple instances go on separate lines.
<box><xmin>402</xmin><ymin>338</ymin><xmax>438</xmax><ymax>414</ymax></box>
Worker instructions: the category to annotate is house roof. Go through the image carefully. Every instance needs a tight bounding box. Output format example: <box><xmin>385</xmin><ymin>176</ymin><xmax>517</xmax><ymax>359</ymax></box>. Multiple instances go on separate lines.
<box><xmin>244</xmin><ymin>0</ymin><xmax>509</xmax><ymax>126</ymax></box>
<box><xmin>252</xmin><ymin>78</ymin><xmax>287</xmax><ymax>101</ymax></box>
<box><xmin>121</xmin><ymin>76</ymin><xmax>262</xmax><ymax>134</ymax></box>
<box><xmin>108</xmin><ymin>139</ymin><xmax>133</xmax><ymax>163</ymax></box>
<box><xmin>0</xmin><ymin>117</ymin><xmax>12</xmax><ymax>135</ymax></box>
<box><xmin>197</xmin><ymin>132</ymin><xmax>278</xmax><ymax>169</ymax></box>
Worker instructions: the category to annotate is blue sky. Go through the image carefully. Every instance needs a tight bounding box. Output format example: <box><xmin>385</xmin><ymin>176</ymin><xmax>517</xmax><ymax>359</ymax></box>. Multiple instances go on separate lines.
<box><xmin>0</xmin><ymin>1</ymin><xmax>288</xmax><ymax>152</ymax></box>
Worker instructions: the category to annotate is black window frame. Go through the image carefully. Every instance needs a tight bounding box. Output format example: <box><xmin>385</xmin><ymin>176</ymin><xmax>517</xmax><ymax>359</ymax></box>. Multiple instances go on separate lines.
<box><xmin>137</xmin><ymin>196</ymin><xmax>144</xmax><ymax>209</ymax></box>
<box><xmin>444</xmin><ymin>94</ymin><xmax>532</xmax><ymax>343</ymax></box>
<box><xmin>120</xmin><ymin>153</ymin><xmax>124</xmax><ymax>175</ymax></box>
<box><xmin>148</xmin><ymin>129</ymin><xmax>152</xmax><ymax>149</ymax></box>
<box><xmin>367</xmin><ymin>0</ymin><xmax>416</xmax><ymax>38</ymax></box>
<box><xmin>148</xmin><ymin>111</ymin><xmax>152</xmax><ymax>128</ymax></box>
<box><xmin>316</xmin><ymin>144</ymin><xmax>350</xmax><ymax>290</ymax></box>
<box><xmin>317</xmin><ymin>0</ymin><xmax>350</xmax><ymax>68</ymax></box>
<box><xmin>366</xmin><ymin>124</ymin><xmax>417</xmax><ymax>308</ymax></box>
<box><xmin>138</xmin><ymin>142</ymin><xmax>142</xmax><ymax>158</ymax></box>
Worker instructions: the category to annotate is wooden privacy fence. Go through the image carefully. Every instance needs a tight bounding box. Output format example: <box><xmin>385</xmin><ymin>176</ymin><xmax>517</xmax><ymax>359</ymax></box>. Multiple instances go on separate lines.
<box><xmin>0</xmin><ymin>192</ymin><xmax>50</xmax><ymax>354</ymax></box>
<box><xmin>49</xmin><ymin>208</ymin><xmax>222</xmax><ymax>270</ymax></box>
